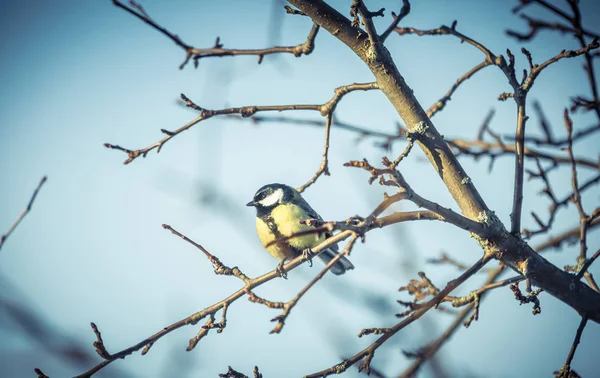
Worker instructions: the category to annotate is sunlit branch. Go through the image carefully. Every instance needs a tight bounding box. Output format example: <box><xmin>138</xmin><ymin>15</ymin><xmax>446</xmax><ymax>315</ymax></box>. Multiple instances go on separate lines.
<box><xmin>398</xmin><ymin>220</ymin><xmax>600</xmax><ymax>377</ymax></box>
<box><xmin>345</xmin><ymin>158</ymin><xmax>488</xmax><ymax>235</ymax></box>
<box><xmin>296</xmin><ymin>113</ymin><xmax>332</xmax><ymax>193</ymax></box>
<box><xmin>113</xmin><ymin>0</ymin><xmax>319</xmax><ymax>69</ymax></box>
<box><xmin>73</xmin><ymin>224</ymin><xmax>354</xmax><ymax>378</ymax></box>
<box><xmin>305</xmin><ymin>254</ymin><xmax>493</xmax><ymax>377</ymax></box>
<box><xmin>261</xmin><ymin>234</ymin><xmax>359</xmax><ymax>334</ymax></box>
<box><xmin>379</xmin><ymin>0</ymin><xmax>410</xmax><ymax>42</ymax></box>
<box><xmin>427</xmin><ymin>60</ymin><xmax>492</xmax><ymax>118</ymax></box>
<box><xmin>71</xmin><ymin>183</ymin><xmax>415</xmax><ymax>377</ymax></box>
<box><xmin>106</xmin><ymin>82</ymin><xmax>378</xmax><ymax>164</ymax></box>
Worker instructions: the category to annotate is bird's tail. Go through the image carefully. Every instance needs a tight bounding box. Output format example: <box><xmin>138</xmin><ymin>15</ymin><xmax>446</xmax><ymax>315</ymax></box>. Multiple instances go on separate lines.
<box><xmin>318</xmin><ymin>248</ymin><xmax>355</xmax><ymax>275</ymax></box>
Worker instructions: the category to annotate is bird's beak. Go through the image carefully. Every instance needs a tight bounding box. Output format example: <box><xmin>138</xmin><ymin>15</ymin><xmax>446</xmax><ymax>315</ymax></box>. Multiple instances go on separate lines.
<box><xmin>246</xmin><ymin>200</ymin><xmax>256</xmax><ymax>207</ymax></box>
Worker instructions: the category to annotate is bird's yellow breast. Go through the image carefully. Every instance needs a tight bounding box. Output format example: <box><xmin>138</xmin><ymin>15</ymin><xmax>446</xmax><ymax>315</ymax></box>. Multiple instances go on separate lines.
<box><xmin>255</xmin><ymin>203</ymin><xmax>326</xmax><ymax>261</ymax></box>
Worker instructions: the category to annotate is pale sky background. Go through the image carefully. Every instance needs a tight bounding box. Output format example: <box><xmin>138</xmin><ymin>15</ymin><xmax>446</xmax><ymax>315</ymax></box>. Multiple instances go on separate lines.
<box><xmin>1</xmin><ymin>1</ymin><xmax>599</xmax><ymax>377</ymax></box>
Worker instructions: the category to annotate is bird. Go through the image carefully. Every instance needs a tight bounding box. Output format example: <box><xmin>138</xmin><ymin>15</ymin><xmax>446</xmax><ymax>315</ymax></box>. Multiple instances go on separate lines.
<box><xmin>246</xmin><ymin>183</ymin><xmax>354</xmax><ymax>276</ymax></box>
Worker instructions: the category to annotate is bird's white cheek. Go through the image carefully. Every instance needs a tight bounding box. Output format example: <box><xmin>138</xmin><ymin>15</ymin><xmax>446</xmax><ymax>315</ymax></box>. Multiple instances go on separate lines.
<box><xmin>258</xmin><ymin>189</ymin><xmax>283</xmax><ymax>207</ymax></box>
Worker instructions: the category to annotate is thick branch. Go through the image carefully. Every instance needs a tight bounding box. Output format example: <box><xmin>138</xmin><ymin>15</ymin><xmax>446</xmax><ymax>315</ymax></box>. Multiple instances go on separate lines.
<box><xmin>397</xmin><ymin>219</ymin><xmax>597</xmax><ymax>377</ymax></box>
<box><xmin>289</xmin><ymin>0</ymin><xmax>600</xmax><ymax>323</ymax></box>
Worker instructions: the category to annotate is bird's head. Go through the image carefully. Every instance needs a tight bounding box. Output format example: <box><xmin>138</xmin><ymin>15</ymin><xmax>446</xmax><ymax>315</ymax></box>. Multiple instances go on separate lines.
<box><xmin>246</xmin><ymin>183</ymin><xmax>294</xmax><ymax>213</ymax></box>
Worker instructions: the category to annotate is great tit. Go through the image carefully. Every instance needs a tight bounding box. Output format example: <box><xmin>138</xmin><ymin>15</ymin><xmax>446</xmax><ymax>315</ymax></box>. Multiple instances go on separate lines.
<box><xmin>246</xmin><ymin>183</ymin><xmax>354</xmax><ymax>276</ymax></box>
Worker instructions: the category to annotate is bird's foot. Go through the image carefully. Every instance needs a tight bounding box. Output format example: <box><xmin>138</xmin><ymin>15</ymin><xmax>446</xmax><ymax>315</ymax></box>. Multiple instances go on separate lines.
<box><xmin>276</xmin><ymin>259</ymin><xmax>288</xmax><ymax>279</ymax></box>
<box><xmin>302</xmin><ymin>248</ymin><xmax>314</xmax><ymax>267</ymax></box>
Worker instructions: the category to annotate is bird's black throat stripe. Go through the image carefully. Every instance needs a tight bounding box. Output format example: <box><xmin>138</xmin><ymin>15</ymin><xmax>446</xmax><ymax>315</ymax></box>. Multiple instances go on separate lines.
<box><xmin>260</xmin><ymin>214</ymin><xmax>301</xmax><ymax>258</ymax></box>
<box><xmin>263</xmin><ymin>214</ymin><xmax>282</xmax><ymax>238</ymax></box>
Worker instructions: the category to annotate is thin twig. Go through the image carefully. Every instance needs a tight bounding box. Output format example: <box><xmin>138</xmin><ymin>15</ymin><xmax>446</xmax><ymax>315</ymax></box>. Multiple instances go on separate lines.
<box><xmin>507</xmin><ymin>13</ymin><xmax>600</xmax><ymax>41</ymax></box>
<box><xmin>427</xmin><ymin>60</ymin><xmax>492</xmax><ymax>118</ymax></box>
<box><xmin>305</xmin><ymin>254</ymin><xmax>493</xmax><ymax>377</ymax></box>
<box><xmin>503</xmin><ymin>122</ymin><xmax>600</xmax><ymax>147</ymax></box>
<box><xmin>510</xmin><ymin>99</ymin><xmax>528</xmax><ymax>234</ymax></box>
<box><xmin>72</xmin><ymin>186</ymin><xmax>416</xmax><ymax>377</ymax></box>
<box><xmin>267</xmin><ymin>234</ymin><xmax>359</xmax><ymax>334</ymax></box>
<box><xmin>563</xmin><ymin>109</ymin><xmax>598</xmax><ymax>290</ymax></box>
<box><xmin>380</xmin><ymin>0</ymin><xmax>411</xmax><ymax>42</ymax></box>
<box><xmin>106</xmin><ymin>83</ymin><xmax>378</xmax><ymax>164</ymax></box>
<box><xmin>113</xmin><ymin>0</ymin><xmax>319</xmax><ymax>69</ymax></box>
<box><xmin>353</xmin><ymin>0</ymin><xmax>382</xmax><ymax>59</ymax></box>
<box><xmin>0</xmin><ymin>176</ymin><xmax>47</xmax><ymax>251</ymax></box>
<box><xmin>297</xmin><ymin>113</ymin><xmax>332</xmax><ymax>193</ymax></box>
<box><xmin>398</xmin><ymin>219</ymin><xmax>600</xmax><ymax>377</ymax></box>
<box><xmin>447</xmin><ymin>138</ymin><xmax>599</xmax><ymax>169</ymax></box>
<box><xmin>555</xmin><ymin>316</ymin><xmax>588</xmax><ymax>378</ymax></box>
<box><xmin>575</xmin><ymin>249</ymin><xmax>600</xmax><ymax>281</ymax></box>
<box><xmin>344</xmin><ymin>159</ymin><xmax>488</xmax><ymax>235</ymax></box>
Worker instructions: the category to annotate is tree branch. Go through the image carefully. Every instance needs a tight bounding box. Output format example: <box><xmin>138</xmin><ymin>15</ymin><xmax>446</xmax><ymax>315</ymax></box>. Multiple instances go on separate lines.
<box><xmin>0</xmin><ymin>176</ymin><xmax>47</xmax><ymax>252</ymax></box>
<box><xmin>447</xmin><ymin>138</ymin><xmax>600</xmax><ymax>169</ymax></box>
<box><xmin>113</xmin><ymin>0</ymin><xmax>319</xmax><ymax>68</ymax></box>
<box><xmin>305</xmin><ymin>254</ymin><xmax>493</xmax><ymax>377</ymax></box>
<box><xmin>398</xmin><ymin>219</ymin><xmax>600</xmax><ymax>377</ymax></box>
<box><xmin>71</xmin><ymin>185</ymin><xmax>424</xmax><ymax>377</ymax></box>
<box><xmin>105</xmin><ymin>82</ymin><xmax>378</xmax><ymax>164</ymax></box>
<box><xmin>555</xmin><ymin>316</ymin><xmax>588</xmax><ymax>378</ymax></box>
<box><xmin>380</xmin><ymin>0</ymin><xmax>410</xmax><ymax>42</ymax></box>
<box><xmin>289</xmin><ymin>0</ymin><xmax>600</xmax><ymax>323</ymax></box>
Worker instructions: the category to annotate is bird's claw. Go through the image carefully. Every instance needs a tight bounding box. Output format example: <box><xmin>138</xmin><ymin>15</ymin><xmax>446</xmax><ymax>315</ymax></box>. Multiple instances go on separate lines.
<box><xmin>277</xmin><ymin>259</ymin><xmax>288</xmax><ymax>279</ymax></box>
<box><xmin>302</xmin><ymin>248</ymin><xmax>314</xmax><ymax>267</ymax></box>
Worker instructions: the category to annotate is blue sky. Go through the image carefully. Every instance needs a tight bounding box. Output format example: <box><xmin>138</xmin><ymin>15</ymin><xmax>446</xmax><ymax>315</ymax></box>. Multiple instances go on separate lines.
<box><xmin>1</xmin><ymin>1</ymin><xmax>599</xmax><ymax>377</ymax></box>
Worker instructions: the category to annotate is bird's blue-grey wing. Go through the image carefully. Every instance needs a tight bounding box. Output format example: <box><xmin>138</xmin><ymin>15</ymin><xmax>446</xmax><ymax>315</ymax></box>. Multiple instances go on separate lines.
<box><xmin>293</xmin><ymin>195</ymin><xmax>339</xmax><ymax>252</ymax></box>
<box><xmin>293</xmin><ymin>192</ymin><xmax>354</xmax><ymax>274</ymax></box>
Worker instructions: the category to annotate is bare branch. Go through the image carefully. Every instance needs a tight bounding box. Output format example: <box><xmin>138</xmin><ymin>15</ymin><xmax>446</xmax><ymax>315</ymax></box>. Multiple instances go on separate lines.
<box><xmin>507</xmin><ymin>14</ymin><xmax>599</xmax><ymax>41</ymax></box>
<box><xmin>510</xmin><ymin>99</ymin><xmax>528</xmax><ymax>234</ymax></box>
<box><xmin>74</xmin><ymin>224</ymin><xmax>354</xmax><ymax>377</ymax></box>
<box><xmin>521</xmin><ymin>38</ymin><xmax>600</xmax><ymax>92</ymax></box>
<box><xmin>113</xmin><ymin>0</ymin><xmax>319</xmax><ymax>69</ymax></box>
<box><xmin>226</xmin><ymin>114</ymin><xmax>404</xmax><ymax>150</ymax></box>
<box><xmin>0</xmin><ymin>175</ymin><xmax>47</xmax><ymax>252</ymax></box>
<box><xmin>447</xmin><ymin>138</ymin><xmax>600</xmax><ymax>169</ymax></box>
<box><xmin>106</xmin><ymin>83</ymin><xmax>378</xmax><ymax>164</ymax></box>
<box><xmin>427</xmin><ymin>60</ymin><xmax>492</xmax><ymax>118</ymax></box>
<box><xmin>399</xmin><ymin>220</ymin><xmax>600</xmax><ymax>377</ymax></box>
<box><xmin>380</xmin><ymin>0</ymin><xmax>410</xmax><ymax>42</ymax></box>
<box><xmin>218</xmin><ymin>365</ymin><xmax>263</xmax><ymax>378</ymax></box>
<box><xmin>267</xmin><ymin>234</ymin><xmax>359</xmax><ymax>334</ymax></box>
<box><xmin>305</xmin><ymin>254</ymin><xmax>493</xmax><ymax>377</ymax></box>
<box><xmin>555</xmin><ymin>316</ymin><xmax>588</xmax><ymax>378</ymax></box>
<box><xmin>344</xmin><ymin>158</ymin><xmax>488</xmax><ymax>235</ymax></box>
<box><xmin>503</xmin><ymin>122</ymin><xmax>600</xmax><ymax>147</ymax></box>
<box><xmin>352</xmin><ymin>0</ymin><xmax>383</xmax><ymax>59</ymax></box>
<box><xmin>576</xmin><ymin>248</ymin><xmax>600</xmax><ymax>282</ymax></box>
<box><xmin>162</xmin><ymin>224</ymin><xmax>250</xmax><ymax>281</ymax></box>
<box><xmin>73</xmin><ymin>186</ymin><xmax>423</xmax><ymax>377</ymax></box>
<box><xmin>561</xmin><ymin>109</ymin><xmax>600</xmax><ymax>291</ymax></box>
<box><xmin>296</xmin><ymin>113</ymin><xmax>332</xmax><ymax>193</ymax></box>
